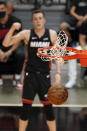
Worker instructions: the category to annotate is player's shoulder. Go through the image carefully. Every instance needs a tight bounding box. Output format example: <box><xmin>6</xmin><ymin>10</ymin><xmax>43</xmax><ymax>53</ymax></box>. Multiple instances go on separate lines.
<box><xmin>49</xmin><ymin>29</ymin><xmax>57</xmax><ymax>39</ymax></box>
<box><xmin>49</xmin><ymin>29</ymin><xmax>57</xmax><ymax>35</ymax></box>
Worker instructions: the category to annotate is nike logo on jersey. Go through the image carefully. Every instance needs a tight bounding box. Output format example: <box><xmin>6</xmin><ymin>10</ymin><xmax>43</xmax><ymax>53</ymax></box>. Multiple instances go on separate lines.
<box><xmin>30</xmin><ymin>41</ymin><xmax>50</xmax><ymax>47</ymax></box>
<box><xmin>32</xmin><ymin>37</ymin><xmax>37</xmax><ymax>40</ymax></box>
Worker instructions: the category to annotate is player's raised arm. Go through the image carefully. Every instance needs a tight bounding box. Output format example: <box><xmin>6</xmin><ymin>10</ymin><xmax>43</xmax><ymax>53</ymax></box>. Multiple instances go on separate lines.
<box><xmin>3</xmin><ymin>22</ymin><xmax>30</xmax><ymax>47</ymax></box>
<box><xmin>50</xmin><ymin>29</ymin><xmax>61</xmax><ymax>86</ymax></box>
<box><xmin>3</xmin><ymin>22</ymin><xmax>21</xmax><ymax>47</ymax></box>
<box><xmin>1</xmin><ymin>23</ymin><xmax>30</xmax><ymax>62</ymax></box>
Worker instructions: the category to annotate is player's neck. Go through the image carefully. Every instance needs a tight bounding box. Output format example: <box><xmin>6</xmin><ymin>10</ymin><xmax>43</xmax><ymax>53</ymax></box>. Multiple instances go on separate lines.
<box><xmin>34</xmin><ymin>28</ymin><xmax>45</xmax><ymax>38</ymax></box>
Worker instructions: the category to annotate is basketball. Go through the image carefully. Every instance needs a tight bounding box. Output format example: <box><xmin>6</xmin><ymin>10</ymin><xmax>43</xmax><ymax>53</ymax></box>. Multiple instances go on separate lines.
<box><xmin>47</xmin><ymin>85</ymin><xmax>68</xmax><ymax>105</ymax></box>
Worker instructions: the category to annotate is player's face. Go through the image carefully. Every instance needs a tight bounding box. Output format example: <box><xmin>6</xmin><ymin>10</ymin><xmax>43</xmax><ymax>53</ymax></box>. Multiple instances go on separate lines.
<box><xmin>32</xmin><ymin>13</ymin><xmax>46</xmax><ymax>29</ymax></box>
<box><xmin>0</xmin><ymin>4</ymin><xmax>6</xmax><ymax>12</ymax></box>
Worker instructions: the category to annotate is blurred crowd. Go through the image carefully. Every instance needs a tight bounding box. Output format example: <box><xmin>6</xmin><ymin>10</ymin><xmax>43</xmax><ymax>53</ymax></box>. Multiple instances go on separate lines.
<box><xmin>0</xmin><ymin>1</ymin><xmax>25</xmax><ymax>89</ymax></box>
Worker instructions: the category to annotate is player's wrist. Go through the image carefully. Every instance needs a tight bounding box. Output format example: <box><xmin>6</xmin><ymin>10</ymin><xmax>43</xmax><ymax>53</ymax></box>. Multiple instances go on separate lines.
<box><xmin>12</xmin><ymin>25</ymin><xmax>16</xmax><ymax>31</ymax></box>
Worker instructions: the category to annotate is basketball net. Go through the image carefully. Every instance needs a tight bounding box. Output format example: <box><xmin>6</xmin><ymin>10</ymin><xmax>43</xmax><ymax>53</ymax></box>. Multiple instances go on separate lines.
<box><xmin>37</xmin><ymin>30</ymin><xmax>68</xmax><ymax>64</ymax></box>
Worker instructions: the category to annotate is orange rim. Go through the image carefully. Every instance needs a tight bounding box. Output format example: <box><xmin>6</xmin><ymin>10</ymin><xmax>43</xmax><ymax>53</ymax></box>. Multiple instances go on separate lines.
<box><xmin>38</xmin><ymin>46</ymin><xmax>87</xmax><ymax>67</ymax></box>
<box><xmin>62</xmin><ymin>47</ymin><xmax>79</xmax><ymax>60</ymax></box>
<box><xmin>38</xmin><ymin>46</ymin><xmax>87</xmax><ymax>60</ymax></box>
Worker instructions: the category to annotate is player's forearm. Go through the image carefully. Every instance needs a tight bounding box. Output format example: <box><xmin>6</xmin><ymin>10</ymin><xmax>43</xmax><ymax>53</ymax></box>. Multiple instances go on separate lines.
<box><xmin>55</xmin><ymin>60</ymin><xmax>61</xmax><ymax>74</ymax></box>
<box><xmin>3</xmin><ymin>40</ymin><xmax>21</xmax><ymax>58</ymax></box>
<box><xmin>53</xmin><ymin>59</ymin><xmax>61</xmax><ymax>85</ymax></box>
<box><xmin>3</xmin><ymin>27</ymin><xmax>15</xmax><ymax>47</ymax></box>
<box><xmin>6</xmin><ymin>35</ymin><xmax>22</xmax><ymax>56</ymax></box>
<box><xmin>9</xmin><ymin>41</ymin><xmax>21</xmax><ymax>54</ymax></box>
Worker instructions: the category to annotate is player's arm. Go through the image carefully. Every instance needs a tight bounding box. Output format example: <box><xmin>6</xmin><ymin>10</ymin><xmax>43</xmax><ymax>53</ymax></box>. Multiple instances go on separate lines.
<box><xmin>1</xmin><ymin>23</ymin><xmax>30</xmax><ymax>61</ymax></box>
<box><xmin>3</xmin><ymin>22</ymin><xmax>30</xmax><ymax>46</ymax></box>
<box><xmin>50</xmin><ymin>29</ymin><xmax>61</xmax><ymax>85</ymax></box>
<box><xmin>4</xmin><ymin>30</ymin><xmax>30</xmax><ymax>56</ymax></box>
<box><xmin>2</xmin><ymin>31</ymin><xmax>30</xmax><ymax>59</ymax></box>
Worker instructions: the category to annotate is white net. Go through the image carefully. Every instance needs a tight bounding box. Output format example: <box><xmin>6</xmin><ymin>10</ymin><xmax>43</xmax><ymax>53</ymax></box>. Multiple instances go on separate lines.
<box><xmin>55</xmin><ymin>30</ymin><xmax>68</xmax><ymax>47</ymax></box>
<box><xmin>37</xmin><ymin>30</ymin><xmax>68</xmax><ymax>63</ymax></box>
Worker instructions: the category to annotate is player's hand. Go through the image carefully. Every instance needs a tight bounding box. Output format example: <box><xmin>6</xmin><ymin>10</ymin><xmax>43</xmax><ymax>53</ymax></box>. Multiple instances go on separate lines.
<box><xmin>12</xmin><ymin>22</ymin><xmax>21</xmax><ymax>31</ymax></box>
<box><xmin>53</xmin><ymin>73</ymin><xmax>61</xmax><ymax>87</ymax></box>
<box><xmin>0</xmin><ymin>49</ymin><xmax>10</xmax><ymax>62</ymax></box>
<box><xmin>0</xmin><ymin>49</ymin><xmax>4</xmax><ymax>59</ymax></box>
<box><xmin>0</xmin><ymin>49</ymin><xmax>6</xmax><ymax>62</ymax></box>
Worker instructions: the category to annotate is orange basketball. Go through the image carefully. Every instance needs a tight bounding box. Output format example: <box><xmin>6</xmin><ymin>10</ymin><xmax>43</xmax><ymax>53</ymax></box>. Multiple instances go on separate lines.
<box><xmin>47</xmin><ymin>85</ymin><xmax>68</xmax><ymax>105</ymax></box>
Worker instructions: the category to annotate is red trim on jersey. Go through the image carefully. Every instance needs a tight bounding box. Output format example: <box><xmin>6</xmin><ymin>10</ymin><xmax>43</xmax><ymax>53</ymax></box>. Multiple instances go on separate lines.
<box><xmin>22</xmin><ymin>98</ymin><xmax>33</xmax><ymax>104</ymax></box>
<box><xmin>22</xmin><ymin>45</ymin><xmax>29</xmax><ymax>89</ymax></box>
<box><xmin>24</xmin><ymin>45</ymin><xmax>29</xmax><ymax>69</ymax></box>
<box><xmin>22</xmin><ymin>71</ymin><xmax>26</xmax><ymax>91</ymax></box>
<box><xmin>49</xmin><ymin>61</ymin><xmax>52</xmax><ymax>69</ymax></box>
<box><xmin>49</xmin><ymin>61</ymin><xmax>52</xmax><ymax>84</ymax></box>
<box><xmin>22</xmin><ymin>45</ymin><xmax>29</xmax><ymax>96</ymax></box>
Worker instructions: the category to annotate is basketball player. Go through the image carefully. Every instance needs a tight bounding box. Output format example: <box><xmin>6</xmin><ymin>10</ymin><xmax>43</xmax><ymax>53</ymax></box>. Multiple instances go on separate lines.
<box><xmin>2</xmin><ymin>10</ymin><xmax>61</xmax><ymax>131</ymax></box>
